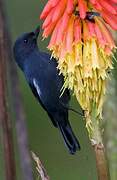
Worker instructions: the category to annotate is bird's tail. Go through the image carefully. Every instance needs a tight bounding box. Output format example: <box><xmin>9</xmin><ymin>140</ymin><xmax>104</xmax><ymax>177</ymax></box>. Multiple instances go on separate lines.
<box><xmin>57</xmin><ymin>121</ymin><xmax>80</xmax><ymax>154</ymax></box>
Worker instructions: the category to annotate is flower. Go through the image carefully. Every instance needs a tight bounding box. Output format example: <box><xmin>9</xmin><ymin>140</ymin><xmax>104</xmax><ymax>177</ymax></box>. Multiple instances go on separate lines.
<box><xmin>89</xmin><ymin>0</ymin><xmax>117</xmax><ymax>30</ymax></box>
<box><xmin>40</xmin><ymin>0</ymin><xmax>117</xmax><ymax>136</ymax></box>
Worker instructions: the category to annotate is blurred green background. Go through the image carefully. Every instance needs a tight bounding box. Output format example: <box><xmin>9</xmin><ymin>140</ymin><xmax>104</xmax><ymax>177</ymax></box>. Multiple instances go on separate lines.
<box><xmin>4</xmin><ymin>0</ymin><xmax>98</xmax><ymax>179</ymax></box>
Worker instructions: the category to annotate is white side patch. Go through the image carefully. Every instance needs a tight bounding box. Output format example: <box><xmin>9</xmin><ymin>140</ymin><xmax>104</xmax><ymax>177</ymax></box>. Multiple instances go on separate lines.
<box><xmin>33</xmin><ymin>78</ymin><xmax>41</xmax><ymax>97</ymax></box>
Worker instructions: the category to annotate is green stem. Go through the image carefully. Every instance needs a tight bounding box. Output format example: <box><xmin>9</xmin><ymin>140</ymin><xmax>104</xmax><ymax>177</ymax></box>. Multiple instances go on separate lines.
<box><xmin>85</xmin><ymin>108</ymin><xmax>110</xmax><ymax>180</ymax></box>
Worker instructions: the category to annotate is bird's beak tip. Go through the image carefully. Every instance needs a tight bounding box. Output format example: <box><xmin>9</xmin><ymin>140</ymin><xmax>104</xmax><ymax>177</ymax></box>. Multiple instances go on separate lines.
<box><xmin>34</xmin><ymin>25</ymin><xmax>40</xmax><ymax>39</ymax></box>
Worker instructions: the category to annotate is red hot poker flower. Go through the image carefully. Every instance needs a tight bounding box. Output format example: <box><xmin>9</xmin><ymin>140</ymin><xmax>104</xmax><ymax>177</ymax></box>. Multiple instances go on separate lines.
<box><xmin>40</xmin><ymin>0</ymin><xmax>117</xmax><ymax>136</ymax></box>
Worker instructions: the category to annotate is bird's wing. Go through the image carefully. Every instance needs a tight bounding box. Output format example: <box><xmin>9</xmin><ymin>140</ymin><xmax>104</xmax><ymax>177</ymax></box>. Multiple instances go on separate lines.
<box><xmin>31</xmin><ymin>77</ymin><xmax>68</xmax><ymax>113</ymax></box>
<box><xmin>60</xmin><ymin>88</ymin><xmax>70</xmax><ymax>104</ymax></box>
<box><xmin>29</xmin><ymin>78</ymin><xmax>58</xmax><ymax>127</ymax></box>
<box><xmin>29</xmin><ymin>78</ymin><xmax>45</xmax><ymax>110</ymax></box>
<box><xmin>33</xmin><ymin>78</ymin><xmax>41</xmax><ymax>97</ymax></box>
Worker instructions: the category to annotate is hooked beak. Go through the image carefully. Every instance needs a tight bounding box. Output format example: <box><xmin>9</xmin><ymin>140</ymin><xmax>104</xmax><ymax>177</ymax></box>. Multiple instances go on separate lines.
<box><xmin>33</xmin><ymin>26</ymin><xmax>40</xmax><ymax>39</ymax></box>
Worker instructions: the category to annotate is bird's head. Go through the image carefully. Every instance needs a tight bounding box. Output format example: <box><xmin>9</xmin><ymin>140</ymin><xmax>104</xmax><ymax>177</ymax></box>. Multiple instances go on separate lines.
<box><xmin>13</xmin><ymin>26</ymin><xmax>40</xmax><ymax>68</ymax></box>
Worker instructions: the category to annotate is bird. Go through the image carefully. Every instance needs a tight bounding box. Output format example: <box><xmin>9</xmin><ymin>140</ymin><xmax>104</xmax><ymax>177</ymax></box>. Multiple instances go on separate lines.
<box><xmin>13</xmin><ymin>26</ymin><xmax>81</xmax><ymax>154</ymax></box>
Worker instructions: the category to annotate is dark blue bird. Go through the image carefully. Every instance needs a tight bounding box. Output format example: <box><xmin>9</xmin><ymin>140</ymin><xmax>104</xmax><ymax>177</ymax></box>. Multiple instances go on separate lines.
<box><xmin>13</xmin><ymin>26</ymin><xmax>80</xmax><ymax>154</ymax></box>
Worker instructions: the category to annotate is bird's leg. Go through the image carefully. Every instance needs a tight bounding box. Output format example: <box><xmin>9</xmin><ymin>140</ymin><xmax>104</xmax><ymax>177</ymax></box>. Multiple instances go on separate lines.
<box><xmin>61</xmin><ymin>102</ymin><xmax>84</xmax><ymax>117</ymax></box>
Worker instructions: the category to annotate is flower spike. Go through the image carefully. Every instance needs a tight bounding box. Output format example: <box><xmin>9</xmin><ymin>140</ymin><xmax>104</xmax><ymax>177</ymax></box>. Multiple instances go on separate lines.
<box><xmin>40</xmin><ymin>0</ymin><xmax>117</xmax><ymax>137</ymax></box>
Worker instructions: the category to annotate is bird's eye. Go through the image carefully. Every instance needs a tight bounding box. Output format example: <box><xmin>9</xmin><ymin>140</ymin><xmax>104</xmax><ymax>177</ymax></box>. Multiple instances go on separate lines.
<box><xmin>24</xmin><ymin>39</ymin><xmax>28</xmax><ymax>43</ymax></box>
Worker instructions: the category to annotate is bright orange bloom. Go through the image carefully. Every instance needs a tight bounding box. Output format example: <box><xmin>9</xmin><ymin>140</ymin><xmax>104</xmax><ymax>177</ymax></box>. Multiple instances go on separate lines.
<box><xmin>40</xmin><ymin>0</ymin><xmax>117</xmax><ymax>136</ymax></box>
<box><xmin>89</xmin><ymin>0</ymin><xmax>117</xmax><ymax>30</ymax></box>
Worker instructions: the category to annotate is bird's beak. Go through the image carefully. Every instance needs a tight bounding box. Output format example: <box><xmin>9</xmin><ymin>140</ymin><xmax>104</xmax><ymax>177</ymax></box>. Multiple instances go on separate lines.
<box><xmin>33</xmin><ymin>26</ymin><xmax>40</xmax><ymax>39</ymax></box>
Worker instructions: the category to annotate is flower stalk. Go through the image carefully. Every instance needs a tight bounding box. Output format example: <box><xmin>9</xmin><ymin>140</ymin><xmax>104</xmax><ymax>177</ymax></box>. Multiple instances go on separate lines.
<box><xmin>85</xmin><ymin>105</ymin><xmax>110</xmax><ymax>180</ymax></box>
